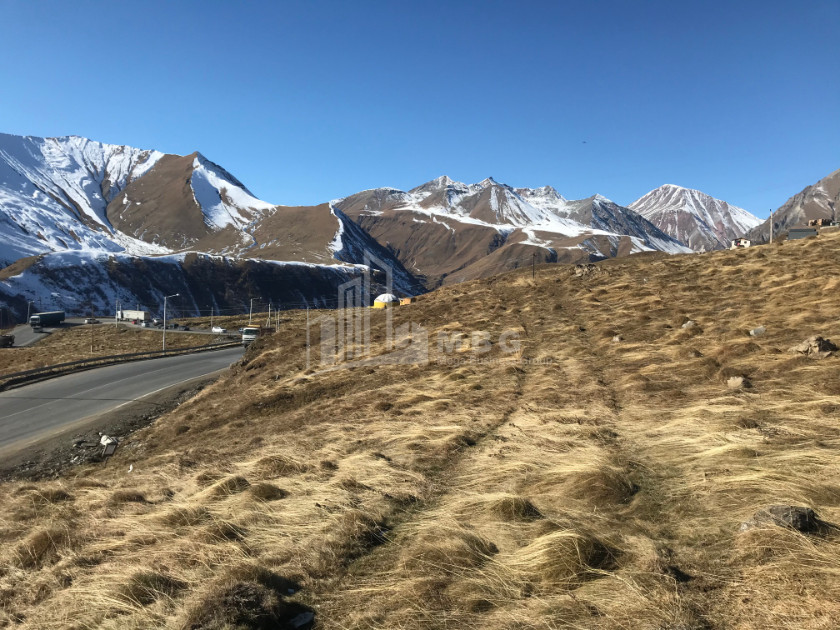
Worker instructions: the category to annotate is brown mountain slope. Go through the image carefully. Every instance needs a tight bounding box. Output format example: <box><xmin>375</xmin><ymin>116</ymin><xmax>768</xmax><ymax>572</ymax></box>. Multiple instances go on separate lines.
<box><xmin>748</xmin><ymin>168</ymin><xmax>840</xmax><ymax>242</ymax></box>
<box><xmin>198</xmin><ymin>203</ymin><xmax>341</xmax><ymax>263</ymax></box>
<box><xmin>107</xmin><ymin>153</ymin><xmax>212</xmax><ymax>248</ymax></box>
<box><xmin>4</xmin><ymin>233</ymin><xmax>840</xmax><ymax>628</ymax></box>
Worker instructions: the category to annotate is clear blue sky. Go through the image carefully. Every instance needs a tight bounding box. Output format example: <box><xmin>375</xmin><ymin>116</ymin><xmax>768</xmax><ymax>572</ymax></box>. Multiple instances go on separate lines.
<box><xmin>1</xmin><ymin>0</ymin><xmax>837</xmax><ymax>217</ymax></box>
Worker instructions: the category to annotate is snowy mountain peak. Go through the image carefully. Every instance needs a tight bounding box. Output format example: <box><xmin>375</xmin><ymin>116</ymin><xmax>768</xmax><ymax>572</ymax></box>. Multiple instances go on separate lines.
<box><xmin>629</xmin><ymin>184</ymin><xmax>760</xmax><ymax>251</ymax></box>
<box><xmin>535</xmin><ymin>185</ymin><xmax>561</xmax><ymax>198</ymax></box>
<box><xmin>431</xmin><ymin>175</ymin><xmax>456</xmax><ymax>188</ymax></box>
<box><xmin>410</xmin><ymin>175</ymin><xmax>469</xmax><ymax>196</ymax></box>
<box><xmin>0</xmin><ymin>133</ymin><xmax>287</xmax><ymax>265</ymax></box>
<box><xmin>514</xmin><ymin>185</ymin><xmax>568</xmax><ymax>214</ymax></box>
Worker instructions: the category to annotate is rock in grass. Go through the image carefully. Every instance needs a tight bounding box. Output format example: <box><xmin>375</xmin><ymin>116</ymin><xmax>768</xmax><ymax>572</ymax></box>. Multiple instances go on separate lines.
<box><xmin>789</xmin><ymin>336</ymin><xmax>838</xmax><ymax>357</ymax></box>
<box><xmin>727</xmin><ymin>376</ymin><xmax>749</xmax><ymax>389</ymax></box>
<box><xmin>740</xmin><ymin>505</ymin><xmax>821</xmax><ymax>533</ymax></box>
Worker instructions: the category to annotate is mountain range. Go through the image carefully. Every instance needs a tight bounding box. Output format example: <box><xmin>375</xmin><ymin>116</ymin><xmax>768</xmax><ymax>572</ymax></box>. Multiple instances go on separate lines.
<box><xmin>0</xmin><ymin>132</ymin><xmax>826</xmax><ymax>321</ymax></box>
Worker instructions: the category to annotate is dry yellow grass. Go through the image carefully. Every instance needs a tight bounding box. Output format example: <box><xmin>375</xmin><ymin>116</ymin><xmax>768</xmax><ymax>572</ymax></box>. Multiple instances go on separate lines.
<box><xmin>0</xmin><ymin>325</ymin><xmax>221</xmax><ymax>375</ymax></box>
<box><xmin>2</xmin><ymin>233</ymin><xmax>840</xmax><ymax>628</ymax></box>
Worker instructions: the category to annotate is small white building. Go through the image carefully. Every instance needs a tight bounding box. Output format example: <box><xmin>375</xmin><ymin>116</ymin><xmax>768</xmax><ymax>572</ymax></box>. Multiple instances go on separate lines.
<box><xmin>730</xmin><ymin>238</ymin><xmax>751</xmax><ymax>249</ymax></box>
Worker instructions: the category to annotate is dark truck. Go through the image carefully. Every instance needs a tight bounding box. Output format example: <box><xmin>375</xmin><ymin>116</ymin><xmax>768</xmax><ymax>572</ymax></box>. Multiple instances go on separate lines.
<box><xmin>29</xmin><ymin>310</ymin><xmax>65</xmax><ymax>332</ymax></box>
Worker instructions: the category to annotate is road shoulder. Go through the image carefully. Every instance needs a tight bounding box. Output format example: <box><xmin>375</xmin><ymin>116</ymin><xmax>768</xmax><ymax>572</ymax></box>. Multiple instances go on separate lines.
<box><xmin>0</xmin><ymin>371</ymin><xmax>222</xmax><ymax>481</ymax></box>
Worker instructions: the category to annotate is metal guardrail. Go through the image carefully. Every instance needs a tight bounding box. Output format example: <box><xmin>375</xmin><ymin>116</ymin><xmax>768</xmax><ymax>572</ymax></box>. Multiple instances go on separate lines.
<box><xmin>0</xmin><ymin>340</ymin><xmax>241</xmax><ymax>391</ymax></box>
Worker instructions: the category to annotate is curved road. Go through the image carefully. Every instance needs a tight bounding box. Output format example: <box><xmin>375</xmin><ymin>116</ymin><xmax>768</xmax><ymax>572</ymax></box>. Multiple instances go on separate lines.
<box><xmin>0</xmin><ymin>347</ymin><xmax>243</xmax><ymax>454</ymax></box>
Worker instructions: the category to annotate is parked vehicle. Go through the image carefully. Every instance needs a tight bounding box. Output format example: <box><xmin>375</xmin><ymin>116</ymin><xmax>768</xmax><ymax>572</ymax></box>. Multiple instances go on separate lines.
<box><xmin>152</xmin><ymin>318</ymin><xmax>163</xmax><ymax>326</ymax></box>
<box><xmin>211</xmin><ymin>326</ymin><xmax>227</xmax><ymax>334</ymax></box>
<box><xmin>29</xmin><ymin>311</ymin><xmax>65</xmax><ymax>332</ymax></box>
<box><xmin>141</xmin><ymin>321</ymin><xmax>152</xmax><ymax>328</ymax></box>
<box><xmin>0</xmin><ymin>334</ymin><xmax>14</xmax><ymax>348</ymax></box>
<box><xmin>84</xmin><ymin>318</ymin><xmax>100</xmax><ymax>324</ymax></box>
<box><xmin>181</xmin><ymin>325</ymin><xmax>190</xmax><ymax>331</ymax></box>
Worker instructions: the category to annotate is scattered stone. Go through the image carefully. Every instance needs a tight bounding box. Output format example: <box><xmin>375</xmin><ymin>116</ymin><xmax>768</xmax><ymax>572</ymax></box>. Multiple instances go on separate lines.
<box><xmin>574</xmin><ymin>263</ymin><xmax>600</xmax><ymax>277</ymax></box>
<box><xmin>740</xmin><ymin>505</ymin><xmax>821</xmax><ymax>533</ymax></box>
<box><xmin>612</xmin><ymin>335</ymin><xmax>623</xmax><ymax>343</ymax></box>
<box><xmin>727</xmin><ymin>376</ymin><xmax>749</xmax><ymax>389</ymax></box>
<box><xmin>749</xmin><ymin>326</ymin><xmax>766</xmax><ymax>336</ymax></box>
<box><xmin>790</xmin><ymin>336</ymin><xmax>837</xmax><ymax>357</ymax></box>
<box><xmin>681</xmin><ymin>320</ymin><xmax>696</xmax><ymax>329</ymax></box>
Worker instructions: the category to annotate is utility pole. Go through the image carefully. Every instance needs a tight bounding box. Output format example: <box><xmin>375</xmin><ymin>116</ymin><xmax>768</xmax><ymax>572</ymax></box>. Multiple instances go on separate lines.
<box><xmin>532</xmin><ymin>252</ymin><xmax>537</xmax><ymax>280</ymax></box>
<box><xmin>163</xmin><ymin>293</ymin><xmax>179</xmax><ymax>352</ymax></box>
<box><xmin>769</xmin><ymin>209</ymin><xmax>774</xmax><ymax>244</ymax></box>
<box><xmin>210</xmin><ymin>305</ymin><xmax>214</xmax><ymax>331</ymax></box>
<box><xmin>267</xmin><ymin>302</ymin><xmax>271</xmax><ymax>327</ymax></box>
<box><xmin>115</xmin><ymin>299</ymin><xmax>121</xmax><ymax>327</ymax></box>
<box><xmin>27</xmin><ymin>300</ymin><xmax>33</xmax><ymax>323</ymax></box>
<box><xmin>249</xmin><ymin>298</ymin><xmax>256</xmax><ymax>325</ymax></box>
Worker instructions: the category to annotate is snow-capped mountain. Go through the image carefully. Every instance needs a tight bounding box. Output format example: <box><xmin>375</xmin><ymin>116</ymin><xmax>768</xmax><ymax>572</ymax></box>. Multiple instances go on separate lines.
<box><xmin>0</xmin><ymin>133</ymin><xmax>283</xmax><ymax>264</ymax></box>
<box><xmin>747</xmin><ymin>168</ymin><xmax>840</xmax><ymax>243</ymax></box>
<box><xmin>0</xmin><ymin>133</ymin><xmax>167</xmax><ymax>265</ymax></box>
<box><xmin>629</xmin><ymin>184</ymin><xmax>761</xmax><ymax>251</ymax></box>
<box><xmin>334</xmin><ymin>176</ymin><xmax>690</xmax><ymax>286</ymax></box>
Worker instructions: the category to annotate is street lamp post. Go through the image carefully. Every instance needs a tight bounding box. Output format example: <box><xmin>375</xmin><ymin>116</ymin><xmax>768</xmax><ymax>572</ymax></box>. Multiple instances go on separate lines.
<box><xmin>249</xmin><ymin>298</ymin><xmax>257</xmax><ymax>325</ymax></box>
<box><xmin>163</xmin><ymin>293</ymin><xmax>179</xmax><ymax>352</ymax></box>
<box><xmin>27</xmin><ymin>300</ymin><xmax>34</xmax><ymax>323</ymax></box>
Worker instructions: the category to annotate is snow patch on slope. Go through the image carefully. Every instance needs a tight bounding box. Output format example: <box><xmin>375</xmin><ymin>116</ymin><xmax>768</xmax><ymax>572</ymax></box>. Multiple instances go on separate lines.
<box><xmin>0</xmin><ymin>133</ymin><xmax>167</xmax><ymax>264</ymax></box>
<box><xmin>190</xmin><ymin>154</ymin><xmax>275</xmax><ymax>230</ymax></box>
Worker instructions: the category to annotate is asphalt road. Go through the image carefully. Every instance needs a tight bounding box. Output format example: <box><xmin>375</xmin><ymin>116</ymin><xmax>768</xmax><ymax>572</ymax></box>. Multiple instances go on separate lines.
<box><xmin>5</xmin><ymin>318</ymin><xmax>108</xmax><ymax>347</ymax></box>
<box><xmin>6</xmin><ymin>322</ymin><xmax>43</xmax><ymax>347</ymax></box>
<box><xmin>0</xmin><ymin>346</ymin><xmax>243</xmax><ymax>454</ymax></box>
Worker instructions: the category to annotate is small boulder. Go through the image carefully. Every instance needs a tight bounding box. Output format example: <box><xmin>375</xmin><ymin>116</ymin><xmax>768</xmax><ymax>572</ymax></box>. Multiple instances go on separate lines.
<box><xmin>612</xmin><ymin>335</ymin><xmax>623</xmax><ymax>343</ymax></box>
<box><xmin>727</xmin><ymin>376</ymin><xmax>749</xmax><ymax>389</ymax></box>
<box><xmin>740</xmin><ymin>505</ymin><xmax>821</xmax><ymax>533</ymax></box>
<box><xmin>681</xmin><ymin>320</ymin><xmax>696</xmax><ymax>329</ymax></box>
<box><xmin>749</xmin><ymin>326</ymin><xmax>766</xmax><ymax>336</ymax></box>
<box><xmin>789</xmin><ymin>336</ymin><xmax>837</xmax><ymax>357</ymax></box>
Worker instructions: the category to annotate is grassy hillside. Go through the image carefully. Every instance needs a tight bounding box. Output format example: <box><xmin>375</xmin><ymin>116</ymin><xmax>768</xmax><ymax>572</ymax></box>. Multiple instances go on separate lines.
<box><xmin>2</xmin><ymin>233</ymin><xmax>840</xmax><ymax>629</ymax></box>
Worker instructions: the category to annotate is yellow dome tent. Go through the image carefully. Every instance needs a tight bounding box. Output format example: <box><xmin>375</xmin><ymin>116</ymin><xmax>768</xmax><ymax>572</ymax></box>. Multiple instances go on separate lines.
<box><xmin>372</xmin><ymin>293</ymin><xmax>399</xmax><ymax>309</ymax></box>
